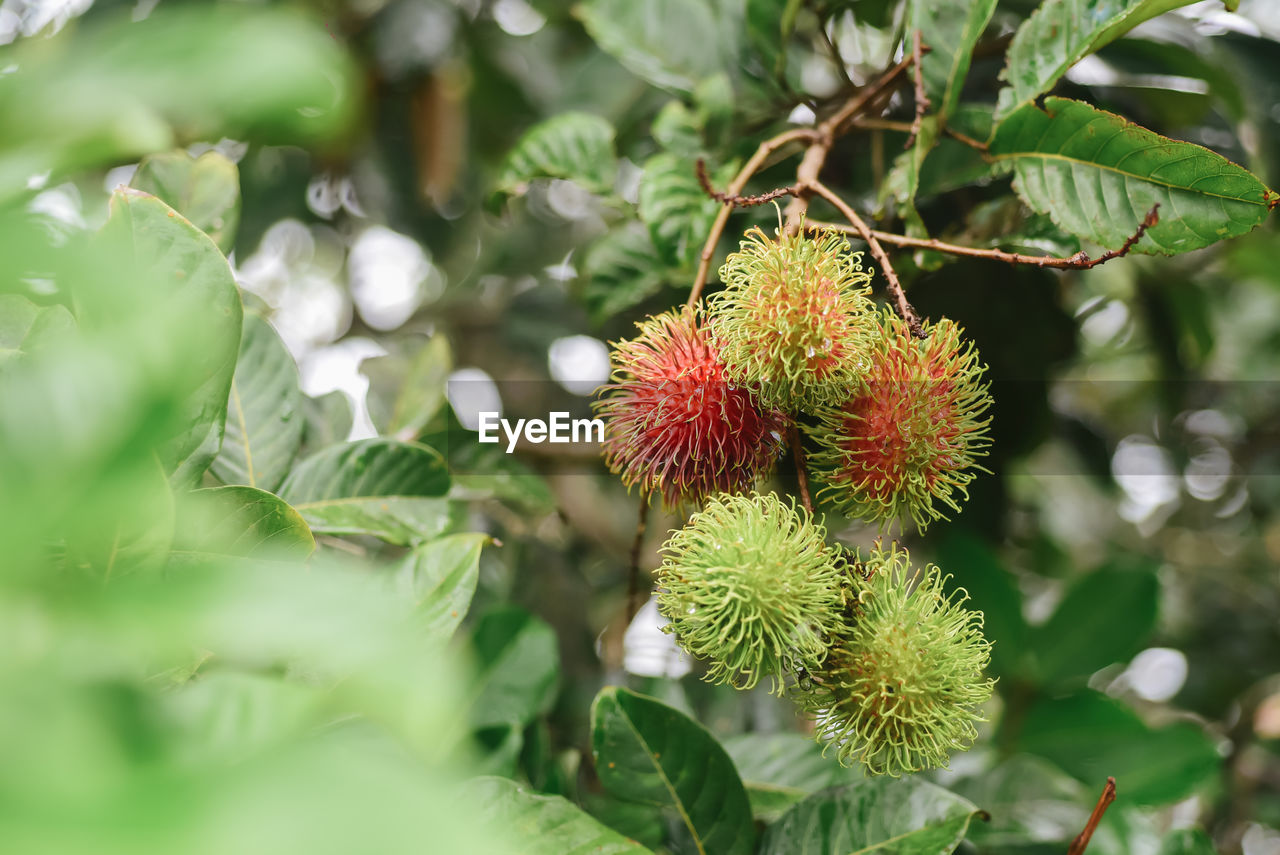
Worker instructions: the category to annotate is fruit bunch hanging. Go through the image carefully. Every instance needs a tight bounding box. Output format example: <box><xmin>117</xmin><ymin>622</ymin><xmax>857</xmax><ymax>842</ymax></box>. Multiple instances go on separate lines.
<box><xmin>595</xmin><ymin>224</ymin><xmax>995</xmax><ymax>777</ymax></box>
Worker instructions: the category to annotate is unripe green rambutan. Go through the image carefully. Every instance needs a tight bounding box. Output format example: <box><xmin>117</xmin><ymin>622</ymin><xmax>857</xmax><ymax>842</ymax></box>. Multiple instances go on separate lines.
<box><xmin>807</xmin><ymin>309</ymin><xmax>992</xmax><ymax>532</ymax></box>
<box><xmin>655</xmin><ymin>492</ymin><xmax>847</xmax><ymax>693</ymax></box>
<box><xmin>799</xmin><ymin>542</ymin><xmax>993</xmax><ymax>776</ymax></box>
<box><xmin>708</xmin><ymin>227</ymin><xmax>875</xmax><ymax>412</ymax></box>
<box><xmin>594</xmin><ymin>307</ymin><xmax>788</xmax><ymax>508</ymax></box>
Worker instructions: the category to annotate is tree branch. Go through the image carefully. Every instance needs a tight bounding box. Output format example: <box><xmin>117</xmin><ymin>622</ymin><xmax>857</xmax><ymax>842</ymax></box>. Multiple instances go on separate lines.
<box><xmin>806</xmin><ymin>181</ymin><xmax>926</xmax><ymax>338</ymax></box>
<box><xmin>1067</xmin><ymin>777</ymin><xmax>1117</xmax><ymax>855</ymax></box>
<box><xmin>809</xmin><ymin>204</ymin><xmax>1160</xmax><ymax>271</ymax></box>
<box><xmin>904</xmin><ymin>30</ymin><xmax>931</xmax><ymax>150</ymax></box>
<box><xmin>695</xmin><ymin>158</ymin><xmax>800</xmax><ymax>207</ymax></box>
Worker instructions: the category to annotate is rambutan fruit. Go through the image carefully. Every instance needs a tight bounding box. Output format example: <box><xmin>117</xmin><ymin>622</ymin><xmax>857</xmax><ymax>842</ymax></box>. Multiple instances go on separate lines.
<box><xmin>655</xmin><ymin>492</ymin><xmax>847</xmax><ymax>693</ymax></box>
<box><xmin>593</xmin><ymin>307</ymin><xmax>787</xmax><ymax>508</ymax></box>
<box><xmin>707</xmin><ymin>227</ymin><xmax>876</xmax><ymax>412</ymax></box>
<box><xmin>807</xmin><ymin>309</ymin><xmax>992</xmax><ymax>532</ymax></box>
<box><xmin>798</xmin><ymin>541</ymin><xmax>993</xmax><ymax>776</ymax></box>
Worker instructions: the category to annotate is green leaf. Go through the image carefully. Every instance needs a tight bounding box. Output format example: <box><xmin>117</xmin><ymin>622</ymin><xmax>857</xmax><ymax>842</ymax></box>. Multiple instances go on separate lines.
<box><xmin>0</xmin><ymin>5</ymin><xmax>356</xmax><ymax>203</ymax></box>
<box><xmin>575</xmin><ymin>0</ymin><xmax>739</xmax><ymax>95</ymax></box>
<box><xmin>950</xmin><ymin>755</ymin><xmax>1090</xmax><ymax>848</ymax></box>
<box><xmin>591</xmin><ymin>686</ymin><xmax>755</xmax><ymax>855</ymax></box>
<box><xmin>0</xmin><ymin>295</ymin><xmax>75</xmax><ymax>369</ymax></box>
<box><xmin>579</xmin><ymin>224</ymin><xmax>667</xmax><ymax>324</ymax></box>
<box><xmin>758</xmin><ymin>779</ymin><xmax>984</xmax><ymax>855</ymax></box>
<box><xmin>163</xmin><ymin>671</ymin><xmax>323</xmax><ymax>765</ymax></box>
<box><xmin>879</xmin><ymin>116</ymin><xmax>939</xmax><ymax>239</ymax></box>
<box><xmin>300</xmin><ymin>390</ymin><xmax>353</xmax><ymax>455</ymax></box>
<box><xmin>1159</xmin><ymin>828</ymin><xmax>1217</xmax><ymax>855</ymax></box>
<box><xmin>1011</xmin><ymin>691</ymin><xmax>1220</xmax><ymax>805</ymax></box>
<box><xmin>364</xmin><ymin>333</ymin><xmax>452</xmax><ymax>439</ymax></box>
<box><xmin>725</xmin><ymin>733</ymin><xmax>865</xmax><ymax>824</ymax></box>
<box><xmin>130</xmin><ymin>150</ymin><xmax>240</xmax><ymax>253</ymax></box>
<box><xmin>172</xmin><ymin>485</ymin><xmax>315</xmax><ymax>561</ymax></box>
<box><xmin>100</xmin><ymin>189</ymin><xmax>243</xmax><ymax>480</ymax></box>
<box><xmin>990</xmin><ymin>98</ymin><xmax>1278</xmax><ymax>254</ymax></box>
<box><xmin>638</xmin><ymin>153</ymin><xmax>721</xmax><ymax>269</ymax></box>
<box><xmin>464</xmin><ymin>776</ymin><xmax>652</xmax><ymax>855</ymax></box>
<box><xmin>211</xmin><ymin>314</ymin><xmax>304</xmax><ymax>494</ymax></box>
<box><xmin>279</xmin><ymin>439</ymin><xmax>455</xmax><ymax>545</ymax></box>
<box><xmin>652</xmin><ymin>101</ymin><xmax>705</xmax><ymax>157</ymax></box>
<box><xmin>906</xmin><ymin>0</ymin><xmax>998</xmax><ymax>123</ymax></box>
<box><xmin>935</xmin><ymin>530</ymin><xmax>1028</xmax><ymax>679</ymax></box>
<box><xmin>1031</xmin><ymin>563</ymin><xmax>1158</xmax><ymax>685</ymax></box>
<box><xmin>394</xmin><ymin>532</ymin><xmax>488</xmax><ymax>642</ymax></box>
<box><xmin>494</xmin><ymin>112</ymin><xmax>617</xmax><ymax>199</ymax></box>
<box><xmin>995</xmin><ymin>0</ymin><xmax>1201</xmax><ymax>120</ymax></box>
<box><xmin>469</xmin><ymin>607</ymin><xmax>560</xmax><ymax>730</ymax></box>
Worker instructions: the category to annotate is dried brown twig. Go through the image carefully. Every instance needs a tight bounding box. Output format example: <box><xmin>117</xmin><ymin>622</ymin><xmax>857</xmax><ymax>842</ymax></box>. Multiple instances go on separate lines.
<box><xmin>695</xmin><ymin>159</ymin><xmax>800</xmax><ymax>207</ymax></box>
<box><xmin>904</xmin><ymin>29</ymin><xmax>931</xmax><ymax>150</ymax></box>
<box><xmin>1068</xmin><ymin>777</ymin><xmax>1117</xmax><ymax>855</ymax></box>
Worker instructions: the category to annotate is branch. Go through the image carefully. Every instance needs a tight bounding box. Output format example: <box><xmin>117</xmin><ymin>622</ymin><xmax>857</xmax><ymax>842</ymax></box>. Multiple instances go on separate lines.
<box><xmin>789</xmin><ymin>425</ymin><xmax>814</xmax><ymax>514</ymax></box>
<box><xmin>1067</xmin><ymin>777</ymin><xmax>1117</xmax><ymax>855</ymax></box>
<box><xmin>809</xmin><ymin>204</ymin><xmax>1159</xmax><ymax>271</ymax></box>
<box><xmin>695</xmin><ymin>158</ymin><xmax>800</xmax><ymax>207</ymax></box>
<box><xmin>626</xmin><ymin>493</ymin><xmax>650</xmax><ymax>628</ymax></box>
<box><xmin>807</xmin><ymin>181</ymin><xmax>926</xmax><ymax>338</ymax></box>
<box><xmin>904</xmin><ymin>30</ymin><xmax>931</xmax><ymax>150</ymax></box>
<box><xmin>688</xmin><ymin>128</ymin><xmax>817</xmax><ymax>307</ymax></box>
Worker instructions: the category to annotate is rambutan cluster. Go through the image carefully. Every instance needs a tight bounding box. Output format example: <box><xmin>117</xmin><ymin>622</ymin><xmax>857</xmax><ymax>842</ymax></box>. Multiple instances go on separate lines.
<box><xmin>592</xmin><ymin>225</ymin><xmax>997</xmax><ymax>777</ymax></box>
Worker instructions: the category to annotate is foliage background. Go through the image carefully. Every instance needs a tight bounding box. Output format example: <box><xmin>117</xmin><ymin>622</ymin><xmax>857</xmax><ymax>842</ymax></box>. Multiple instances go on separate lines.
<box><xmin>3</xmin><ymin>0</ymin><xmax>1280</xmax><ymax>853</ymax></box>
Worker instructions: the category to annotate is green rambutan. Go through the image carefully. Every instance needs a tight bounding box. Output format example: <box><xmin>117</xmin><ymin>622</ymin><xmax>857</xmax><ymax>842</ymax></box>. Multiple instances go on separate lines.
<box><xmin>798</xmin><ymin>542</ymin><xmax>994</xmax><ymax>776</ymax></box>
<box><xmin>807</xmin><ymin>309</ymin><xmax>992</xmax><ymax>532</ymax></box>
<box><xmin>655</xmin><ymin>492</ymin><xmax>847</xmax><ymax>693</ymax></box>
<box><xmin>708</xmin><ymin>226</ymin><xmax>875</xmax><ymax>412</ymax></box>
<box><xmin>593</xmin><ymin>307</ymin><xmax>787</xmax><ymax>508</ymax></box>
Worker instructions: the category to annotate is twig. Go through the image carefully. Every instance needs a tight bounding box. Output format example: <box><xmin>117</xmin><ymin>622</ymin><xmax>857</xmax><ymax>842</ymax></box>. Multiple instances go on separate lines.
<box><xmin>819</xmin><ymin>17</ymin><xmax>856</xmax><ymax>90</ymax></box>
<box><xmin>788</xmin><ymin>425</ymin><xmax>814</xmax><ymax>514</ymax></box>
<box><xmin>904</xmin><ymin>30</ymin><xmax>931</xmax><ymax>150</ymax></box>
<box><xmin>695</xmin><ymin>159</ymin><xmax>801</xmax><ymax>207</ymax></box>
<box><xmin>808</xmin><ymin>204</ymin><xmax>1160</xmax><ymax>271</ymax></box>
<box><xmin>625</xmin><ymin>493</ymin><xmax>650</xmax><ymax>628</ymax></box>
<box><xmin>945</xmin><ymin>126</ymin><xmax>988</xmax><ymax>151</ymax></box>
<box><xmin>1067</xmin><ymin>777</ymin><xmax>1117</xmax><ymax>855</ymax></box>
<box><xmin>807</xmin><ymin>181</ymin><xmax>926</xmax><ymax>338</ymax></box>
<box><xmin>688</xmin><ymin>128</ymin><xmax>817</xmax><ymax>307</ymax></box>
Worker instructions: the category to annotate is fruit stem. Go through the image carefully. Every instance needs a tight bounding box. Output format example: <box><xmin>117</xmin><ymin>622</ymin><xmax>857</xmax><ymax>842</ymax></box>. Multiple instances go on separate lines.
<box><xmin>789</xmin><ymin>425</ymin><xmax>814</xmax><ymax>515</ymax></box>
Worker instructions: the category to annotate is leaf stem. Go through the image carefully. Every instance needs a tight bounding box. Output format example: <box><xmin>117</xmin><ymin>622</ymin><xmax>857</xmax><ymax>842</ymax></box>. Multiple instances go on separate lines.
<box><xmin>1068</xmin><ymin>777</ymin><xmax>1117</xmax><ymax>855</ymax></box>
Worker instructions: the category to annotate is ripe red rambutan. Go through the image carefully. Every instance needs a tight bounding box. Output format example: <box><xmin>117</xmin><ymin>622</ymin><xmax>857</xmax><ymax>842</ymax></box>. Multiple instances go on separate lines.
<box><xmin>807</xmin><ymin>309</ymin><xmax>992</xmax><ymax>531</ymax></box>
<box><xmin>593</xmin><ymin>307</ymin><xmax>788</xmax><ymax>508</ymax></box>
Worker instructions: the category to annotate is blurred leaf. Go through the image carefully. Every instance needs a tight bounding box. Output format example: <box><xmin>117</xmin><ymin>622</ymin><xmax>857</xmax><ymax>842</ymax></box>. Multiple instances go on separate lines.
<box><xmin>300</xmin><ymin>391</ymin><xmax>353</xmax><ymax>454</ymax></box>
<box><xmin>172</xmin><ymin>485</ymin><xmax>315</xmax><ymax>561</ymax></box>
<box><xmin>211</xmin><ymin>314</ymin><xmax>303</xmax><ymax>494</ymax></box>
<box><xmin>364</xmin><ymin>333</ymin><xmax>452</xmax><ymax>440</ymax></box>
<box><xmin>1158</xmin><ymin>828</ymin><xmax>1217</xmax><ymax>855</ymax></box>
<box><xmin>745</xmin><ymin>0</ymin><xmax>801</xmax><ymax>88</ymax></box>
<box><xmin>579</xmin><ymin>223</ymin><xmax>667</xmax><ymax>324</ymax></box>
<box><xmin>951</xmin><ymin>755</ymin><xmax>1090</xmax><ymax>848</ymax></box>
<box><xmin>906</xmin><ymin>0</ymin><xmax>998</xmax><ymax>123</ymax></box>
<box><xmin>469</xmin><ymin>607</ymin><xmax>560</xmax><ymax>730</ymax></box>
<box><xmin>130</xmin><ymin>151</ymin><xmax>241</xmax><ymax>253</ymax></box>
<box><xmin>1031</xmin><ymin>563</ymin><xmax>1158</xmax><ymax>685</ymax></box>
<box><xmin>473</xmin><ymin>725</ymin><xmax>525</xmax><ymax>778</ymax></box>
<box><xmin>880</xmin><ymin>115</ymin><xmax>938</xmax><ymax>239</ymax></box>
<box><xmin>652</xmin><ymin>101</ymin><xmax>705</xmax><ymax>157</ymax></box>
<box><xmin>393</xmin><ymin>532</ymin><xmax>488</xmax><ymax>642</ymax></box>
<box><xmin>0</xmin><ymin>295</ymin><xmax>75</xmax><ymax>370</ymax></box>
<box><xmin>465</xmin><ymin>776</ymin><xmax>652</xmax><ymax>855</ymax></box>
<box><xmin>1011</xmin><ymin>691</ymin><xmax>1220</xmax><ymax>805</ymax></box>
<box><xmin>279</xmin><ymin>439</ymin><xmax>456</xmax><ymax>545</ymax></box>
<box><xmin>758</xmin><ymin>779</ymin><xmax>983</xmax><ymax>855</ymax></box>
<box><xmin>990</xmin><ymin>97</ymin><xmax>1277</xmax><ymax>253</ymax></box>
<box><xmin>98</xmin><ymin>190</ymin><xmax>242</xmax><ymax>482</ymax></box>
<box><xmin>638</xmin><ymin>152</ymin><xmax>720</xmax><ymax>269</ymax></box>
<box><xmin>725</xmin><ymin>732</ymin><xmax>865</xmax><ymax>823</ymax></box>
<box><xmin>961</xmin><ymin>197</ymin><xmax>1083</xmax><ymax>259</ymax></box>
<box><xmin>995</xmin><ymin>0</ymin><xmax>1201</xmax><ymax>120</ymax></box>
<box><xmin>0</xmin><ymin>5</ymin><xmax>357</xmax><ymax>202</ymax></box>
<box><xmin>591</xmin><ymin>687</ymin><xmax>755</xmax><ymax>855</ymax></box>
<box><xmin>575</xmin><ymin>0</ymin><xmax>740</xmax><ymax>96</ymax></box>
<box><xmin>493</xmin><ymin>112</ymin><xmax>617</xmax><ymax>199</ymax></box>
<box><xmin>935</xmin><ymin>529</ymin><xmax>1028</xmax><ymax>679</ymax></box>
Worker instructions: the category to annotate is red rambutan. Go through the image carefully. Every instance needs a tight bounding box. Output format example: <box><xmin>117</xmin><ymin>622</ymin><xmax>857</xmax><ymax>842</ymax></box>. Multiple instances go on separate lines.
<box><xmin>593</xmin><ymin>307</ymin><xmax>788</xmax><ymax>508</ymax></box>
<box><xmin>807</xmin><ymin>309</ymin><xmax>992</xmax><ymax>531</ymax></box>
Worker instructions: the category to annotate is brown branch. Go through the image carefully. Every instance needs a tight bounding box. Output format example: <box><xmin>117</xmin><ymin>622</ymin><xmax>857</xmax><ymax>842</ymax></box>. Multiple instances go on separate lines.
<box><xmin>809</xmin><ymin>204</ymin><xmax>1159</xmax><ymax>271</ymax></box>
<box><xmin>1068</xmin><ymin>777</ymin><xmax>1117</xmax><ymax>855</ymax></box>
<box><xmin>626</xmin><ymin>493</ymin><xmax>650</xmax><ymax>628</ymax></box>
<box><xmin>789</xmin><ymin>425</ymin><xmax>814</xmax><ymax>514</ymax></box>
<box><xmin>904</xmin><ymin>30</ymin><xmax>931</xmax><ymax>150</ymax></box>
<box><xmin>807</xmin><ymin>182</ymin><xmax>926</xmax><ymax>338</ymax></box>
<box><xmin>695</xmin><ymin>158</ymin><xmax>800</xmax><ymax>207</ymax></box>
<box><xmin>688</xmin><ymin>128</ymin><xmax>817</xmax><ymax>307</ymax></box>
